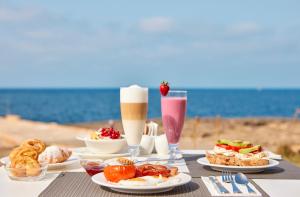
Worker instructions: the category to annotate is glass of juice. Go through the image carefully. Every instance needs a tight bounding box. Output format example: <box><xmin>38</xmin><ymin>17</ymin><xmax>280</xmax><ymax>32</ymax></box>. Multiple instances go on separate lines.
<box><xmin>161</xmin><ymin>90</ymin><xmax>187</xmax><ymax>163</ymax></box>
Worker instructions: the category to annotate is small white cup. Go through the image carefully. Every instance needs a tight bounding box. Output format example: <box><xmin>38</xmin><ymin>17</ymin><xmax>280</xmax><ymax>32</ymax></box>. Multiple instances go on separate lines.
<box><xmin>140</xmin><ymin>135</ymin><xmax>155</xmax><ymax>155</ymax></box>
<box><xmin>155</xmin><ymin>134</ymin><xmax>169</xmax><ymax>156</ymax></box>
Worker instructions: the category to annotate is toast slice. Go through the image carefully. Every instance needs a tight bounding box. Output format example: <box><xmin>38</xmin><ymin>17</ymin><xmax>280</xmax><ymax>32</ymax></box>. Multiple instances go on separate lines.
<box><xmin>206</xmin><ymin>151</ymin><xmax>269</xmax><ymax>166</ymax></box>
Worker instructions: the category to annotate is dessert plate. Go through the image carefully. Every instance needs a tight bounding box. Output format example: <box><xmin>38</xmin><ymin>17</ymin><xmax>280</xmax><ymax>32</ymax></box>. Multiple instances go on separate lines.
<box><xmin>46</xmin><ymin>156</ymin><xmax>79</xmax><ymax>169</ymax></box>
<box><xmin>92</xmin><ymin>172</ymin><xmax>192</xmax><ymax>194</ymax></box>
<box><xmin>0</xmin><ymin>156</ymin><xmax>79</xmax><ymax>169</ymax></box>
<box><xmin>73</xmin><ymin>147</ymin><xmax>130</xmax><ymax>160</ymax></box>
<box><xmin>197</xmin><ymin>157</ymin><xmax>279</xmax><ymax>173</ymax></box>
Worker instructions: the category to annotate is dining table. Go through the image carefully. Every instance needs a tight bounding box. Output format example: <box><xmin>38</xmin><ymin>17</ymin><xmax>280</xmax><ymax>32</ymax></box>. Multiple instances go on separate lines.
<box><xmin>1</xmin><ymin>149</ymin><xmax>300</xmax><ymax>197</ymax></box>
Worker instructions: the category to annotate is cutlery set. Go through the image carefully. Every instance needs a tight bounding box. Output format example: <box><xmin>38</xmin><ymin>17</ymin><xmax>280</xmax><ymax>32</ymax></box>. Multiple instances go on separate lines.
<box><xmin>209</xmin><ymin>171</ymin><xmax>255</xmax><ymax>194</ymax></box>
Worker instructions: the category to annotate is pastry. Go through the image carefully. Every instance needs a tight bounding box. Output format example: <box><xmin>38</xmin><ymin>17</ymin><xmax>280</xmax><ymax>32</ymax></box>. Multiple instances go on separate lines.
<box><xmin>21</xmin><ymin>139</ymin><xmax>46</xmax><ymax>154</ymax></box>
<box><xmin>9</xmin><ymin>146</ymin><xmax>38</xmax><ymax>161</ymax></box>
<box><xmin>11</xmin><ymin>156</ymin><xmax>41</xmax><ymax>177</ymax></box>
<box><xmin>8</xmin><ymin>138</ymin><xmax>46</xmax><ymax>177</ymax></box>
<box><xmin>117</xmin><ymin>157</ymin><xmax>134</xmax><ymax>165</ymax></box>
<box><xmin>38</xmin><ymin>146</ymin><xmax>72</xmax><ymax>164</ymax></box>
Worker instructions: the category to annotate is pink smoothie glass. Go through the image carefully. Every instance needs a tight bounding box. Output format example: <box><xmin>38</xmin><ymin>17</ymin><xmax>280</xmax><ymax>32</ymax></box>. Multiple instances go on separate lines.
<box><xmin>161</xmin><ymin>90</ymin><xmax>187</xmax><ymax>163</ymax></box>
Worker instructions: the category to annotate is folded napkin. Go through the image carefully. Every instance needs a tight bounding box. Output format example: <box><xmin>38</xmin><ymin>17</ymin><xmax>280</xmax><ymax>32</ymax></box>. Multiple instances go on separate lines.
<box><xmin>201</xmin><ymin>176</ymin><xmax>262</xmax><ymax>196</ymax></box>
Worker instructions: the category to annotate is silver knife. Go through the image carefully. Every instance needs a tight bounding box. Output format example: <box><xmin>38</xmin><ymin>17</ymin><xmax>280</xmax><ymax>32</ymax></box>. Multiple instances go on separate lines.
<box><xmin>209</xmin><ymin>176</ymin><xmax>229</xmax><ymax>194</ymax></box>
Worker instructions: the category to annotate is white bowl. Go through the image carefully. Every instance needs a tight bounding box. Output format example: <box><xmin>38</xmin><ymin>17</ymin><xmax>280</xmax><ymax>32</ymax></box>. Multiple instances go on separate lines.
<box><xmin>76</xmin><ymin>135</ymin><xmax>127</xmax><ymax>154</ymax></box>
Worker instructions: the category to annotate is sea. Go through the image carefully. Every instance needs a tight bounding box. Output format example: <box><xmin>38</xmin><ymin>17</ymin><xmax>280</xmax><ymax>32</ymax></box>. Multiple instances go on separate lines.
<box><xmin>0</xmin><ymin>89</ymin><xmax>300</xmax><ymax>124</ymax></box>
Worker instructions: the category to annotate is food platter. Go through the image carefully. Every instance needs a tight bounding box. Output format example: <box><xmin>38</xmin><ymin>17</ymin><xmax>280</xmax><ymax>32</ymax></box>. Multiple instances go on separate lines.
<box><xmin>92</xmin><ymin>172</ymin><xmax>192</xmax><ymax>194</ymax></box>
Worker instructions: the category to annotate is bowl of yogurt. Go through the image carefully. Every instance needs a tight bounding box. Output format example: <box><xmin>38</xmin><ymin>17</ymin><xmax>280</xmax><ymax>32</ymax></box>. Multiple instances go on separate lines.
<box><xmin>77</xmin><ymin>128</ymin><xmax>127</xmax><ymax>154</ymax></box>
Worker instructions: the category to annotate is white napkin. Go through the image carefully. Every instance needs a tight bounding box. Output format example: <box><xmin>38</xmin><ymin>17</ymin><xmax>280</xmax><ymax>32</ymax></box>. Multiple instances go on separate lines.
<box><xmin>265</xmin><ymin>151</ymin><xmax>282</xmax><ymax>160</ymax></box>
<box><xmin>202</xmin><ymin>176</ymin><xmax>262</xmax><ymax>196</ymax></box>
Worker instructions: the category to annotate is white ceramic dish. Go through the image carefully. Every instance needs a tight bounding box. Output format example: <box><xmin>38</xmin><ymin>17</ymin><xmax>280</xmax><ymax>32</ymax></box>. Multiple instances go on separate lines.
<box><xmin>76</xmin><ymin>135</ymin><xmax>127</xmax><ymax>154</ymax></box>
<box><xmin>73</xmin><ymin>147</ymin><xmax>130</xmax><ymax>160</ymax></box>
<box><xmin>92</xmin><ymin>172</ymin><xmax>192</xmax><ymax>194</ymax></box>
<box><xmin>197</xmin><ymin>157</ymin><xmax>279</xmax><ymax>173</ymax></box>
<box><xmin>5</xmin><ymin>160</ymin><xmax>48</xmax><ymax>181</ymax></box>
<box><xmin>1</xmin><ymin>156</ymin><xmax>79</xmax><ymax>170</ymax></box>
<box><xmin>140</xmin><ymin>135</ymin><xmax>155</xmax><ymax>155</ymax></box>
<box><xmin>154</xmin><ymin>134</ymin><xmax>169</xmax><ymax>155</ymax></box>
<box><xmin>46</xmin><ymin>156</ymin><xmax>79</xmax><ymax>169</ymax></box>
<box><xmin>104</xmin><ymin>155</ymin><xmax>183</xmax><ymax>166</ymax></box>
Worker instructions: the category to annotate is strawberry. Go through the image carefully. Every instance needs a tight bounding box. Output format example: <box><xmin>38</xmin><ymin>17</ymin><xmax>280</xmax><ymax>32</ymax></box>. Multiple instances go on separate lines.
<box><xmin>101</xmin><ymin>130</ymin><xmax>110</xmax><ymax>137</ymax></box>
<box><xmin>160</xmin><ymin>81</ymin><xmax>170</xmax><ymax>96</ymax></box>
<box><xmin>110</xmin><ymin>131</ymin><xmax>120</xmax><ymax>139</ymax></box>
<box><xmin>99</xmin><ymin>127</ymin><xmax>121</xmax><ymax>139</ymax></box>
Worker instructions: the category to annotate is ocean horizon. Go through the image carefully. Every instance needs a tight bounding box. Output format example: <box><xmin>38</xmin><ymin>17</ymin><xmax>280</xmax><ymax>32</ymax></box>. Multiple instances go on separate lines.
<box><xmin>0</xmin><ymin>88</ymin><xmax>300</xmax><ymax>124</ymax></box>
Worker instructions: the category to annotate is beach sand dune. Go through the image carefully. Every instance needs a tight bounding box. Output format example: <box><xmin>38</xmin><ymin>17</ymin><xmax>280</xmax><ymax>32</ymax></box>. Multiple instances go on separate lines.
<box><xmin>0</xmin><ymin>115</ymin><xmax>92</xmax><ymax>156</ymax></box>
<box><xmin>74</xmin><ymin>117</ymin><xmax>300</xmax><ymax>153</ymax></box>
<box><xmin>1</xmin><ymin>115</ymin><xmax>300</xmax><ymax>165</ymax></box>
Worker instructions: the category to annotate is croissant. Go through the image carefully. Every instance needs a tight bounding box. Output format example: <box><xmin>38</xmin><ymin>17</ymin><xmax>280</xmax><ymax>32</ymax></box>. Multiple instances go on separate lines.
<box><xmin>21</xmin><ymin>139</ymin><xmax>46</xmax><ymax>154</ymax></box>
<box><xmin>38</xmin><ymin>146</ymin><xmax>72</xmax><ymax>164</ymax></box>
<box><xmin>9</xmin><ymin>146</ymin><xmax>38</xmax><ymax>161</ymax></box>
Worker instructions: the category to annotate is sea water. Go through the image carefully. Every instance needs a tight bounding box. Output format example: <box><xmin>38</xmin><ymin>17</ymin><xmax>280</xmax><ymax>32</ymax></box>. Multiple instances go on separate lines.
<box><xmin>0</xmin><ymin>88</ymin><xmax>299</xmax><ymax>123</ymax></box>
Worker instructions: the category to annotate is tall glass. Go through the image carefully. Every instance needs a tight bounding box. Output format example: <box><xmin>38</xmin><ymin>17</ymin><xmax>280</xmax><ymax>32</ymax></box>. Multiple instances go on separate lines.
<box><xmin>161</xmin><ymin>90</ymin><xmax>187</xmax><ymax>163</ymax></box>
<box><xmin>120</xmin><ymin>85</ymin><xmax>148</xmax><ymax>159</ymax></box>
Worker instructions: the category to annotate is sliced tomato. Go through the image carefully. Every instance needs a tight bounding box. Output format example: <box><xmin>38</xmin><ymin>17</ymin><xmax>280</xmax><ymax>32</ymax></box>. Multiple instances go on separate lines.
<box><xmin>217</xmin><ymin>144</ymin><xmax>252</xmax><ymax>152</ymax></box>
<box><xmin>216</xmin><ymin>144</ymin><xmax>231</xmax><ymax>150</ymax></box>
<box><xmin>229</xmin><ymin>146</ymin><xmax>241</xmax><ymax>152</ymax></box>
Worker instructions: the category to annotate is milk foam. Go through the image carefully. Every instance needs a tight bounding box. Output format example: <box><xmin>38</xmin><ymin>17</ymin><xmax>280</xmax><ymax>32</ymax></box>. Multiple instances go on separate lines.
<box><xmin>120</xmin><ymin>85</ymin><xmax>148</xmax><ymax>103</ymax></box>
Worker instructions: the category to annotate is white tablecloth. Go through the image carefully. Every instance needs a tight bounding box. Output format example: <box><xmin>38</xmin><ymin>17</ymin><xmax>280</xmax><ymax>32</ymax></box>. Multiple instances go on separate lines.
<box><xmin>1</xmin><ymin>150</ymin><xmax>300</xmax><ymax>197</ymax></box>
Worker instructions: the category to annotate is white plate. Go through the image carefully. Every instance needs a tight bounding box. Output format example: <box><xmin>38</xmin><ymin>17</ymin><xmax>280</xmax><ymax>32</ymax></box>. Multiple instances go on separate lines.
<box><xmin>197</xmin><ymin>157</ymin><xmax>280</xmax><ymax>173</ymax></box>
<box><xmin>92</xmin><ymin>172</ymin><xmax>192</xmax><ymax>194</ymax></box>
<box><xmin>104</xmin><ymin>155</ymin><xmax>183</xmax><ymax>166</ymax></box>
<box><xmin>0</xmin><ymin>156</ymin><xmax>79</xmax><ymax>169</ymax></box>
<box><xmin>46</xmin><ymin>156</ymin><xmax>79</xmax><ymax>169</ymax></box>
<box><xmin>73</xmin><ymin>147</ymin><xmax>130</xmax><ymax>160</ymax></box>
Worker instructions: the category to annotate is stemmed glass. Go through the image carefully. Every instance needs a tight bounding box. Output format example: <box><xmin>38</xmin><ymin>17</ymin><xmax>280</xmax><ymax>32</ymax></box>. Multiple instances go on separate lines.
<box><xmin>161</xmin><ymin>90</ymin><xmax>187</xmax><ymax>163</ymax></box>
<box><xmin>120</xmin><ymin>85</ymin><xmax>148</xmax><ymax>159</ymax></box>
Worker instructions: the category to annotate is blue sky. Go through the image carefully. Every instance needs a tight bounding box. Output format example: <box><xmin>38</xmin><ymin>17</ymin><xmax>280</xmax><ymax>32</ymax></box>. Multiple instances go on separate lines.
<box><xmin>0</xmin><ymin>0</ymin><xmax>299</xmax><ymax>88</ymax></box>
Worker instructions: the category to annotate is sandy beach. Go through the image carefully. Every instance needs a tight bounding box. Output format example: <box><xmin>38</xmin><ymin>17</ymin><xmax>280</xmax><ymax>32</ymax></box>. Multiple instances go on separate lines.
<box><xmin>1</xmin><ymin>115</ymin><xmax>300</xmax><ymax>165</ymax></box>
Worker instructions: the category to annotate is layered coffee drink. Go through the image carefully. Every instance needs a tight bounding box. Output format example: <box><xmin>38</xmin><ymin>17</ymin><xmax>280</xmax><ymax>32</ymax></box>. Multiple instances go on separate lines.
<box><xmin>120</xmin><ymin>85</ymin><xmax>148</xmax><ymax>146</ymax></box>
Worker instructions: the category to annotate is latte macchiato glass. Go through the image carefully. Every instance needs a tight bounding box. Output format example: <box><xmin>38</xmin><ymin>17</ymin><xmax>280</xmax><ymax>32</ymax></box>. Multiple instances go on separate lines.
<box><xmin>120</xmin><ymin>85</ymin><xmax>148</xmax><ymax>158</ymax></box>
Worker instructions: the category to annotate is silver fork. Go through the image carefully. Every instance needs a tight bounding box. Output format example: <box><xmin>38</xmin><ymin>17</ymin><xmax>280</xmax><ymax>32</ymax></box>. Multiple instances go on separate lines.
<box><xmin>222</xmin><ymin>171</ymin><xmax>242</xmax><ymax>193</ymax></box>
